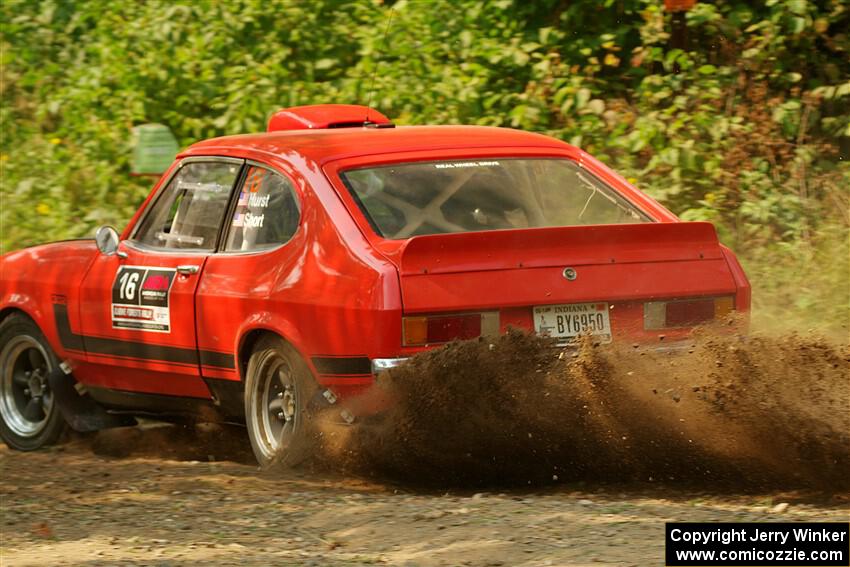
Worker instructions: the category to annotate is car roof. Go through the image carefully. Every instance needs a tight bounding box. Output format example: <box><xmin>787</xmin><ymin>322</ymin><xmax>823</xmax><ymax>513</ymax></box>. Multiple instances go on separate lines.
<box><xmin>182</xmin><ymin>125</ymin><xmax>572</xmax><ymax>166</ymax></box>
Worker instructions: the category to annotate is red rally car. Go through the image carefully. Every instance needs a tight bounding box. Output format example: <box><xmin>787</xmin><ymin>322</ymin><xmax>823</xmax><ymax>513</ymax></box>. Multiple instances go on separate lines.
<box><xmin>0</xmin><ymin>104</ymin><xmax>750</xmax><ymax>466</ymax></box>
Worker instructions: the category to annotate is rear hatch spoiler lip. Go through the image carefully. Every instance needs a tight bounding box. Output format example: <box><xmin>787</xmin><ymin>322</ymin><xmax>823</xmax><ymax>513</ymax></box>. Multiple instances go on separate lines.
<box><xmin>400</xmin><ymin>255</ymin><xmax>726</xmax><ymax>277</ymax></box>
<box><xmin>397</xmin><ymin>221</ymin><xmax>724</xmax><ymax>277</ymax></box>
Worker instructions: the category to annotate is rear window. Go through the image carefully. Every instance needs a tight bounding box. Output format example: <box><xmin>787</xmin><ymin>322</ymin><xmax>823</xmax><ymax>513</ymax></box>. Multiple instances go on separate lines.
<box><xmin>339</xmin><ymin>158</ymin><xmax>651</xmax><ymax>239</ymax></box>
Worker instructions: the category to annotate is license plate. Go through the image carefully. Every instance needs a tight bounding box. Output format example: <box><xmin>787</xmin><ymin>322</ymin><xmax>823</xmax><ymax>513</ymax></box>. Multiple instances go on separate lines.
<box><xmin>533</xmin><ymin>302</ymin><xmax>612</xmax><ymax>343</ymax></box>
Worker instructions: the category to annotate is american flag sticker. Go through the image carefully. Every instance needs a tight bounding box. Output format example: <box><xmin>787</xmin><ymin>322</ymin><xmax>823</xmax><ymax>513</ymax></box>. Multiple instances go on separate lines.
<box><xmin>232</xmin><ymin>212</ymin><xmax>243</xmax><ymax>227</ymax></box>
<box><xmin>237</xmin><ymin>191</ymin><xmax>248</xmax><ymax>206</ymax></box>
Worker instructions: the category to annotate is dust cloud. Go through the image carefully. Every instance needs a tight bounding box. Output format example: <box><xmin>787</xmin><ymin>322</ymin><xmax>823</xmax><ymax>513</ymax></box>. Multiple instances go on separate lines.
<box><xmin>315</xmin><ymin>329</ymin><xmax>850</xmax><ymax>490</ymax></box>
<box><xmin>88</xmin><ymin>421</ymin><xmax>254</xmax><ymax>464</ymax></box>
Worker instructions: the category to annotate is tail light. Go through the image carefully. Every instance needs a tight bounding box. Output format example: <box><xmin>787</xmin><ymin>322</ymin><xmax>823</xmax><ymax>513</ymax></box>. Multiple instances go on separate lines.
<box><xmin>644</xmin><ymin>296</ymin><xmax>734</xmax><ymax>330</ymax></box>
<box><xmin>403</xmin><ymin>312</ymin><xmax>499</xmax><ymax>346</ymax></box>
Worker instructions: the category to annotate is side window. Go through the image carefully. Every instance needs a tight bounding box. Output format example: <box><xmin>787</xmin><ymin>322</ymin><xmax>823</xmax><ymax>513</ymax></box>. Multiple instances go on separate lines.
<box><xmin>224</xmin><ymin>166</ymin><xmax>300</xmax><ymax>252</ymax></box>
<box><xmin>134</xmin><ymin>161</ymin><xmax>240</xmax><ymax>251</ymax></box>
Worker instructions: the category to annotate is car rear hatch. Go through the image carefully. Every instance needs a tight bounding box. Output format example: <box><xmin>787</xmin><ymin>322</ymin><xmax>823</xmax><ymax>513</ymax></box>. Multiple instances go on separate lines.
<box><xmin>392</xmin><ymin>221</ymin><xmax>743</xmax><ymax>346</ymax></box>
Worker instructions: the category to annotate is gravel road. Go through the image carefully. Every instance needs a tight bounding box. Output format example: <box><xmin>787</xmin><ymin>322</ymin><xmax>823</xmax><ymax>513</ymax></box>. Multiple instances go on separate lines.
<box><xmin>1</xmin><ymin>428</ymin><xmax>847</xmax><ymax>567</ymax></box>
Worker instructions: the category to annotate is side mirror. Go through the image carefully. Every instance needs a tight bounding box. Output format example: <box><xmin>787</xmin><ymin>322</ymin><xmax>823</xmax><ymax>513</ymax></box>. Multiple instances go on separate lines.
<box><xmin>95</xmin><ymin>226</ymin><xmax>122</xmax><ymax>256</ymax></box>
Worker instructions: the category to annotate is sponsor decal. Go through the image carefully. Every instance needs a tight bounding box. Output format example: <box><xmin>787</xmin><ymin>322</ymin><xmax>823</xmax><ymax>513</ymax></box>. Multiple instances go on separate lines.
<box><xmin>232</xmin><ymin>211</ymin><xmax>264</xmax><ymax>229</ymax></box>
<box><xmin>434</xmin><ymin>161</ymin><xmax>500</xmax><ymax>169</ymax></box>
<box><xmin>111</xmin><ymin>266</ymin><xmax>176</xmax><ymax>332</ymax></box>
<box><xmin>247</xmin><ymin>193</ymin><xmax>270</xmax><ymax>208</ymax></box>
<box><xmin>243</xmin><ymin>212</ymin><xmax>265</xmax><ymax>228</ymax></box>
<box><xmin>232</xmin><ymin>197</ymin><xmax>268</xmax><ymax>231</ymax></box>
<box><xmin>231</xmin><ymin>169</ymin><xmax>271</xmax><ymax>231</ymax></box>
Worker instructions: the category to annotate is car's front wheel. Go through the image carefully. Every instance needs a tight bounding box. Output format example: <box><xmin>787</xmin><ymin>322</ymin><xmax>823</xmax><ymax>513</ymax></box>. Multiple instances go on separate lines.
<box><xmin>244</xmin><ymin>336</ymin><xmax>316</xmax><ymax>468</ymax></box>
<box><xmin>0</xmin><ymin>314</ymin><xmax>67</xmax><ymax>451</ymax></box>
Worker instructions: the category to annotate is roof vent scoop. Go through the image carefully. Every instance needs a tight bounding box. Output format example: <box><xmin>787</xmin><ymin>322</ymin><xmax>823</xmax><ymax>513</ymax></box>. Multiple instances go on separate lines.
<box><xmin>267</xmin><ymin>104</ymin><xmax>393</xmax><ymax>132</ymax></box>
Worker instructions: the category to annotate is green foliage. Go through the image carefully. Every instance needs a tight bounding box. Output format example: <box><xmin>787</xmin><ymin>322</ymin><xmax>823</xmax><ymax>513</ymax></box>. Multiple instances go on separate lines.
<box><xmin>1</xmin><ymin>0</ymin><xmax>848</xmax><ymax>333</ymax></box>
<box><xmin>745</xmin><ymin>222</ymin><xmax>849</xmax><ymax>339</ymax></box>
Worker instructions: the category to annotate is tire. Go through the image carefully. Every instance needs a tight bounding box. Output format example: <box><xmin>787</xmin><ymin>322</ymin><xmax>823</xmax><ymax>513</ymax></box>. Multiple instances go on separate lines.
<box><xmin>244</xmin><ymin>336</ymin><xmax>317</xmax><ymax>468</ymax></box>
<box><xmin>0</xmin><ymin>313</ymin><xmax>67</xmax><ymax>451</ymax></box>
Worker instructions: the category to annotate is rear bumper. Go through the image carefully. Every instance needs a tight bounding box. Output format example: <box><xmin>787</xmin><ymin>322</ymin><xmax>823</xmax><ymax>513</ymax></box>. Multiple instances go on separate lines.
<box><xmin>371</xmin><ymin>357</ymin><xmax>409</xmax><ymax>375</ymax></box>
<box><xmin>371</xmin><ymin>339</ymin><xmax>697</xmax><ymax>376</ymax></box>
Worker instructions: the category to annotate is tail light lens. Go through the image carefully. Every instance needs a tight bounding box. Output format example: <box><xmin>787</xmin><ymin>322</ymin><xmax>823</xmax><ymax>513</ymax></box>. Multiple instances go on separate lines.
<box><xmin>403</xmin><ymin>312</ymin><xmax>498</xmax><ymax>346</ymax></box>
<box><xmin>644</xmin><ymin>296</ymin><xmax>734</xmax><ymax>330</ymax></box>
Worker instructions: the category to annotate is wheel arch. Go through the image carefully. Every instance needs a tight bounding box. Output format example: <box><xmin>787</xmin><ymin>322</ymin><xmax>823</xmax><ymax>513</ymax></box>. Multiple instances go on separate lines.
<box><xmin>204</xmin><ymin>319</ymin><xmax>313</xmax><ymax>423</ymax></box>
<box><xmin>0</xmin><ymin>301</ymin><xmax>76</xmax><ymax>365</ymax></box>
<box><xmin>237</xmin><ymin>328</ymin><xmax>273</xmax><ymax>381</ymax></box>
<box><xmin>0</xmin><ymin>303</ymin><xmax>41</xmax><ymax>327</ymax></box>
<box><xmin>236</xmin><ymin>325</ymin><xmax>314</xmax><ymax>383</ymax></box>
<box><xmin>0</xmin><ymin>306</ymin><xmax>30</xmax><ymax>325</ymax></box>
<box><xmin>0</xmin><ymin>306</ymin><xmax>50</xmax><ymax>347</ymax></box>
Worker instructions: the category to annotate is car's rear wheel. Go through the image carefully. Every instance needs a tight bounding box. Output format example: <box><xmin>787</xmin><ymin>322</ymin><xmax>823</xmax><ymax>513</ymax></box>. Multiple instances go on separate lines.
<box><xmin>0</xmin><ymin>314</ymin><xmax>67</xmax><ymax>451</ymax></box>
<box><xmin>244</xmin><ymin>336</ymin><xmax>316</xmax><ymax>468</ymax></box>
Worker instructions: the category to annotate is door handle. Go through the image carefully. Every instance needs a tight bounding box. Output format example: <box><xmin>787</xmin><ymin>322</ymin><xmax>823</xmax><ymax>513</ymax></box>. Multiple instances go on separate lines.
<box><xmin>176</xmin><ymin>265</ymin><xmax>200</xmax><ymax>275</ymax></box>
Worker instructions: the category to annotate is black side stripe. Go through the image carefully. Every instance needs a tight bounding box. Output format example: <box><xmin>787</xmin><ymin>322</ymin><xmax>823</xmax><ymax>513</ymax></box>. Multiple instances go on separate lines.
<box><xmin>199</xmin><ymin>349</ymin><xmax>237</xmax><ymax>369</ymax></box>
<box><xmin>54</xmin><ymin>304</ymin><xmax>85</xmax><ymax>351</ymax></box>
<box><xmin>53</xmin><ymin>304</ymin><xmax>235</xmax><ymax>369</ymax></box>
<box><xmin>312</xmin><ymin>356</ymin><xmax>372</xmax><ymax>376</ymax></box>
